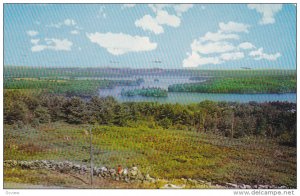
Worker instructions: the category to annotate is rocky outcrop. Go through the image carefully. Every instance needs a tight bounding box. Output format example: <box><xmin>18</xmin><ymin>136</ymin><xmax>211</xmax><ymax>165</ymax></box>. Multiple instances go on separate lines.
<box><xmin>4</xmin><ymin>160</ymin><xmax>289</xmax><ymax>189</ymax></box>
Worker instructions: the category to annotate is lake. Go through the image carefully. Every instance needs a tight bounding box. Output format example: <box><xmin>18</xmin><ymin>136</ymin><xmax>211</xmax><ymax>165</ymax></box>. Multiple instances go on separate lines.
<box><xmin>98</xmin><ymin>76</ymin><xmax>296</xmax><ymax>104</ymax></box>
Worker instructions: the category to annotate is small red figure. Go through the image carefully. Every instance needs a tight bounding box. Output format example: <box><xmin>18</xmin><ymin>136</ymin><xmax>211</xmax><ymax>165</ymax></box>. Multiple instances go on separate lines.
<box><xmin>117</xmin><ymin>165</ymin><xmax>123</xmax><ymax>174</ymax></box>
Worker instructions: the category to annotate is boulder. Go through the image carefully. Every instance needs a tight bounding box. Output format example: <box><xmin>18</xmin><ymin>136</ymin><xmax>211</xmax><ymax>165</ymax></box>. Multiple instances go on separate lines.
<box><xmin>162</xmin><ymin>184</ymin><xmax>184</xmax><ymax>189</ymax></box>
<box><xmin>144</xmin><ymin>174</ymin><xmax>156</xmax><ymax>183</ymax></box>
<box><xmin>225</xmin><ymin>183</ymin><xmax>239</xmax><ymax>189</ymax></box>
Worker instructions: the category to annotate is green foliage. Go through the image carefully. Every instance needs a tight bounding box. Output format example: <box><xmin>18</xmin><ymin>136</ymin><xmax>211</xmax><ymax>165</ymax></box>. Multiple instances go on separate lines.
<box><xmin>121</xmin><ymin>87</ymin><xmax>168</xmax><ymax>97</ymax></box>
<box><xmin>4</xmin><ymin>78</ymin><xmax>143</xmax><ymax>97</ymax></box>
<box><xmin>4</xmin><ymin>90</ymin><xmax>296</xmax><ymax>145</ymax></box>
<box><xmin>168</xmin><ymin>75</ymin><xmax>296</xmax><ymax>94</ymax></box>
<box><xmin>34</xmin><ymin>106</ymin><xmax>51</xmax><ymax>123</ymax></box>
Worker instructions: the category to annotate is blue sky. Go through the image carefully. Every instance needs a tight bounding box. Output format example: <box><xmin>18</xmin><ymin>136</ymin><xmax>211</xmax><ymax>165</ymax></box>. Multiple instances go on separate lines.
<box><xmin>4</xmin><ymin>4</ymin><xmax>296</xmax><ymax>69</ymax></box>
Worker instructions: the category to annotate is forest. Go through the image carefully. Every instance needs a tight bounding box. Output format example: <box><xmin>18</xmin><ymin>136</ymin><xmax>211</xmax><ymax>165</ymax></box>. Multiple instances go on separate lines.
<box><xmin>4</xmin><ymin>90</ymin><xmax>296</xmax><ymax>146</ymax></box>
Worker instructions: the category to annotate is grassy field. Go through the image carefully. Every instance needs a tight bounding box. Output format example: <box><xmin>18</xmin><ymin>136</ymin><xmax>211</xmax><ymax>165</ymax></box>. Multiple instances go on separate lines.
<box><xmin>4</xmin><ymin>122</ymin><xmax>296</xmax><ymax>188</ymax></box>
<box><xmin>168</xmin><ymin>75</ymin><xmax>296</xmax><ymax>94</ymax></box>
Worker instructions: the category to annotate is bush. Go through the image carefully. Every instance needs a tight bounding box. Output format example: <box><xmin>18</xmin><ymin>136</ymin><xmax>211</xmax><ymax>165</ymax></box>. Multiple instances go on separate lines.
<box><xmin>158</xmin><ymin>118</ymin><xmax>172</xmax><ymax>129</ymax></box>
<box><xmin>34</xmin><ymin>106</ymin><xmax>51</xmax><ymax>123</ymax></box>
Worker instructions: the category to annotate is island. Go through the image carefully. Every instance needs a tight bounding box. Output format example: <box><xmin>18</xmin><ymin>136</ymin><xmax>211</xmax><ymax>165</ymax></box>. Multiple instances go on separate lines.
<box><xmin>121</xmin><ymin>87</ymin><xmax>168</xmax><ymax>97</ymax></box>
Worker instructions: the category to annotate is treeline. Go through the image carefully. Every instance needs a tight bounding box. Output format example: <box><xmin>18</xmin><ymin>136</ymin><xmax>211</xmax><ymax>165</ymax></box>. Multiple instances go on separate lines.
<box><xmin>169</xmin><ymin>75</ymin><xmax>297</xmax><ymax>94</ymax></box>
<box><xmin>4</xmin><ymin>90</ymin><xmax>296</xmax><ymax>146</ymax></box>
<box><xmin>4</xmin><ymin>78</ymin><xmax>144</xmax><ymax>97</ymax></box>
<box><xmin>121</xmin><ymin>87</ymin><xmax>168</xmax><ymax>97</ymax></box>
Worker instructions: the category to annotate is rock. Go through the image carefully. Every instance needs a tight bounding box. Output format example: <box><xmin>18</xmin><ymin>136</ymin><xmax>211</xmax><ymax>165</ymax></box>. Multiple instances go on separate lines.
<box><xmin>124</xmin><ymin>177</ymin><xmax>130</xmax><ymax>183</ymax></box>
<box><xmin>132</xmin><ymin>166</ymin><xmax>138</xmax><ymax>171</ymax></box>
<box><xmin>130</xmin><ymin>169</ymin><xmax>138</xmax><ymax>176</ymax></box>
<box><xmin>109</xmin><ymin>169</ymin><xmax>116</xmax><ymax>174</ymax></box>
<box><xmin>253</xmin><ymin>185</ymin><xmax>258</xmax><ymax>189</ymax></box>
<box><xmin>239</xmin><ymin>184</ymin><xmax>247</xmax><ymax>189</ymax></box>
<box><xmin>225</xmin><ymin>183</ymin><xmax>239</xmax><ymax>189</ymax></box>
<box><xmin>245</xmin><ymin>185</ymin><xmax>252</xmax><ymax>189</ymax></box>
<box><xmin>162</xmin><ymin>184</ymin><xmax>184</xmax><ymax>189</ymax></box>
<box><xmin>100</xmin><ymin>167</ymin><xmax>108</xmax><ymax>172</ymax></box>
<box><xmin>123</xmin><ymin>168</ymin><xmax>128</xmax><ymax>176</ymax></box>
<box><xmin>145</xmin><ymin>174</ymin><xmax>156</xmax><ymax>183</ymax></box>
<box><xmin>197</xmin><ymin>180</ymin><xmax>205</xmax><ymax>184</ymax></box>
<box><xmin>187</xmin><ymin>178</ymin><xmax>198</xmax><ymax>185</ymax></box>
<box><xmin>81</xmin><ymin>165</ymin><xmax>88</xmax><ymax>173</ymax></box>
<box><xmin>73</xmin><ymin>164</ymin><xmax>81</xmax><ymax>171</ymax></box>
<box><xmin>258</xmin><ymin>185</ymin><xmax>268</xmax><ymax>189</ymax></box>
<box><xmin>205</xmin><ymin>182</ymin><xmax>212</xmax><ymax>186</ymax></box>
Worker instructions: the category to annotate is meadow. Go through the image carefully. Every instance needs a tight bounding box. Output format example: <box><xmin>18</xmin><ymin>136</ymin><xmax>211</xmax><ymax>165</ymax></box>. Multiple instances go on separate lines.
<box><xmin>4</xmin><ymin>122</ymin><xmax>296</xmax><ymax>188</ymax></box>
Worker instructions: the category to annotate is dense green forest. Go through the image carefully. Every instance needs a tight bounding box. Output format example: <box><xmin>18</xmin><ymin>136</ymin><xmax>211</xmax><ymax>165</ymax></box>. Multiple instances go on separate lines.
<box><xmin>4</xmin><ymin>90</ymin><xmax>296</xmax><ymax>146</ymax></box>
<box><xmin>168</xmin><ymin>75</ymin><xmax>296</xmax><ymax>94</ymax></box>
<box><xmin>121</xmin><ymin>87</ymin><xmax>168</xmax><ymax>97</ymax></box>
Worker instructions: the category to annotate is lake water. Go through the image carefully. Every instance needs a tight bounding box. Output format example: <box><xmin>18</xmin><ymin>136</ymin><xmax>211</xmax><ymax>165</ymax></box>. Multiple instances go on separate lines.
<box><xmin>98</xmin><ymin>76</ymin><xmax>296</xmax><ymax>104</ymax></box>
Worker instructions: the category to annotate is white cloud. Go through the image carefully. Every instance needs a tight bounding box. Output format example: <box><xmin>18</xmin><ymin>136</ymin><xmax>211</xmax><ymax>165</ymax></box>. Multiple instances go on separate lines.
<box><xmin>156</xmin><ymin>10</ymin><xmax>180</xmax><ymax>27</ymax></box>
<box><xmin>191</xmin><ymin>40</ymin><xmax>236</xmax><ymax>54</ymax></box>
<box><xmin>148</xmin><ymin>4</ymin><xmax>169</xmax><ymax>13</ymax></box>
<box><xmin>174</xmin><ymin>4</ymin><xmax>193</xmax><ymax>16</ymax></box>
<box><xmin>136</xmin><ymin>4</ymin><xmax>192</xmax><ymax>34</ymax></box>
<box><xmin>135</xmin><ymin>15</ymin><xmax>164</xmax><ymax>34</ymax></box>
<box><xmin>31</xmin><ymin>45</ymin><xmax>47</xmax><ymax>52</ymax></box>
<box><xmin>86</xmin><ymin>32</ymin><xmax>157</xmax><ymax>55</ymax></box>
<box><xmin>249</xmin><ymin>48</ymin><xmax>281</xmax><ymax>61</ymax></box>
<box><xmin>248</xmin><ymin>4</ymin><xmax>282</xmax><ymax>25</ymax></box>
<box><xmin>27</xmin><ymin>30</ymin><xmax>39</xmax><ymax>37</ymax></box>
<box><xmin>200</xmin><ymin>31</ymin><xmax>239</xmax><ymax>42</ymax></box>
<box><xmin>238</xmin><ymin>42</ymin><xmax>255</xmax><ymax>50</ymax></box>
<box><xmin>64</xmin><ymin>19</ymin><xmax>76</xmax><ymax>26</ymax></box>
<box><xmin>31</xmin><ymin>38</ymin><xmax>73</xmax><ymax>52</ymax></box>
<box><xmin>183</xmin><ymin>52</ymin><xmax>221</xmax><ymax>67</ymax></box>
<box><xmin>220</xmin><ymin>52</ymin><xmax>244</xmax><ymax>61</ymax></box>
<box><xmin>97</xmin><ymin>6</ymin><xmax>107</xmax><ymax>19</ymax></box>
<box><xmin>135</xmin><ymin>10</ymin><xmax>180</xmax><ymax>34</ymax></box>
<box><xmin>70</xmin><ymin>30</ymin><xmax>80</xmax><ymax>35</ymax></box>
<box><xmin>122</xmin><ymin>4</ymin><xmax>136</xmax><ymax>9</ymax></box>
<box><xmin>30</xmin><ymin>39</ymin><xmax>40</xmax><ymax>45</ymax></box>
<box><xmin>219</xmin><ymin>21</ymin><xmax>250</xmax><ymax>33</ymax></box>
<box><xmin>47</xmin><ymin>19</ymin><xmax>77</xmax><ymax>28</ymax></box>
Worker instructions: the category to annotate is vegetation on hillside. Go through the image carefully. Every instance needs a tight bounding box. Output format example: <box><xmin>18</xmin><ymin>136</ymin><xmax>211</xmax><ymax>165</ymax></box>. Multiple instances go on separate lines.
<box><xmin>169</xmin><ymin>75</ymin><xmax>296</xmax><ymax>94</ymax></box>
<box><xmin>4</xmin><ymin>78</ymin><xmax>143</xmax><ymax>97</ymax></box>
<box><xmin>4</xmin><ymin>90</ymin><xmax>296</xmax><ymax>145</ymax></box>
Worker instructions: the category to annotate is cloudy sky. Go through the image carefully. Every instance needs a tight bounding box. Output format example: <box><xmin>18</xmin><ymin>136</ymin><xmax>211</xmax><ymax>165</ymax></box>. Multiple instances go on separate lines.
<box><xmin>4</xmin><ymin>4</ymin><xmax>296</xmax><ymax>69</ymax></box>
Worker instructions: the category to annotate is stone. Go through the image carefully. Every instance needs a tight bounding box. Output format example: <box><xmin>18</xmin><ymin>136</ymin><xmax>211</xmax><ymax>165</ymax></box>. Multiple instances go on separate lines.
<box><xmin>145</xmin><ymin>174</ymin><xmax>156</xmax><ymax>183</ymax></box>
<box><xmin>187</xmin><ymin>178</ymin><xmax>198</xmax><ymax>185</ymax></box>
<box><xmin>225</xmin><ymin>183</ymin><xmax>239</xmax><ymax>189</ymax></box>
<box><xmin>100</xmin><ymin>167</ymin><xmax>108</xmax><ymax>172</ymax></box>
<box><xmin>130</xmin><ymin>170</ymin><xmax>138</xmax><ymax>176</ymax></box>
<box><xmin>123</xmin><ymin>168</ymin><xmax>128</xmax><ymax>176</ymax></box>
<box><xmin>162</xmin><ymin>184</ymin><xmax>184</xmax><ymax>189</ymax></box>
<box><xmin>73</xmin><ymin>164</ymin><xmax>81</xmax><ymax>171</ymax></box>
<box><xmin>197</xmin><ymin>180</ymin><xmax>205</xmax><ymax>184</ymax></box>
<box><xmin>132</xmin><ymin>166</ymin><xmax>138</xmax><ymax>171</ymax></box>
<box><xmin>245</xmin><ymin>185</ymin><xmax>252</xmax><ymax>189</ymax></box>
<box><xmin>124</xmin><ymin>177</ymin><xmax>130</xmax><ymax>183</ymax></box>
<box><xmin>109</xmin><ymin>169</ymin><xmax>116</xmax><ymax>174</ymax></box>
<box><xmin>258</xmin><ymin>185</ymin><xmax>268</xmax><ymax>189</ymax></box>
